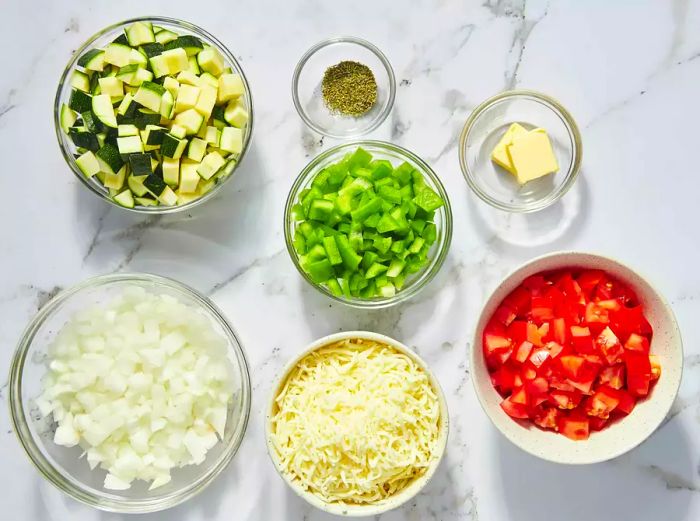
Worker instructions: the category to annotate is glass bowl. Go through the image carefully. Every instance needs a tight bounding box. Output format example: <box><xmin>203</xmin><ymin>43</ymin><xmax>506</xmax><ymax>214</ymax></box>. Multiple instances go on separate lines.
<box><xmin>53</xmin><ymin>17</ymin><xmax>254</xmax><ymax>214</ymax></box>
<box><xmin>292</xmin><ymin>37</ymin><xmax>395</xmax><ymax>138</ymax></box>
<box><xmin>459</xmin><ymin>90</ymin><xmax>582</xmax><ymax>213</ymax></box>
<box><xmin>284</xmin><ymin>141</ymin><xmax>452</xmax><ymax>309</ymax></box>
<box><xmin>8</xmin><ymin>273</ymin><xmax>252</xmax><ymax>513</ymax></box>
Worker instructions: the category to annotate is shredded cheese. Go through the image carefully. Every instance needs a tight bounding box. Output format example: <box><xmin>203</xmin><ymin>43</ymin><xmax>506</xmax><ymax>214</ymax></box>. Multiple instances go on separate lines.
<box><xmin>270</xmin><ymin>338</ymin><xmax>441</xmax><ymax>505</ymax></box>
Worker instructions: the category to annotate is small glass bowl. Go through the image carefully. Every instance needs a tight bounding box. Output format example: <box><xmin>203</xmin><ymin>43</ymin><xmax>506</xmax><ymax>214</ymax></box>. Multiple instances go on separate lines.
<box><xmin>292</xmin><ymin>37</ymin><xmax>395</xmax><ymax>138</ymax></box>
<box><xmin>284</xmin><ymin>141</ymin><xmax>452</xmax><ymax>309</ymax></box>
<box><xmin>459</xmin><ymin>90</ymin><xmax>582</xmax><ymax>213</ymax></box>
<box><xmin>8</xmin><ymin>273</ymin><xmax>252</xmax><ymax>513</ymax></box>
<box><xmin>54</xmin><ymin>17</ymin><xmax>254</xmax><ymax>214</ymax></box>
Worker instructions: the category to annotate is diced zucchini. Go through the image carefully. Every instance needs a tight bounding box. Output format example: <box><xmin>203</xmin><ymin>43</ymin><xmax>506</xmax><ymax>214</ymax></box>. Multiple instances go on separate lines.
<box><xmin>163</xmin><ymin>76</ymin><xmax>179</xmax><ymax>97</ymax></box>
<box><xmin>169</xmin><ymin>125</ymin><xmax>187</xmax><ymax>139</ymax></box>
<box><xmin>127</xmin><ymin>174</ymin><xmax>149</xmax><ymax>196</ymax></box>
<box><xmin>179</xmin><ymin>160</ymin><xmax>200</xmax><ymax>193</ymax></box>
<box><xmin>149</xmin><ymin>54</ymin><xmax>170</xmax><ymax>78</ymax></box>
<box><xmin>187</xmin><ymin>137</ymin><xmax>207</xmax><ymax>162</ymax></box>
<box><xmin>224</xmin><ymin>100</ymin><xmax>248</xmax><ymax>128</ymax></box>
<box><xmin>161</xmin><ymin>133</ymin><xmax>187</xmax><ymax>159</ymax></box>
<box><xmin>104</xmin><ymin>43</ymin><xmax>132</xmax><ymax>68</ymax></box>
<box><xmin>134</xmin><ymin>81</ymin><xmax>165</xmax><ymax>112</ymax></box>
<box><xmin>77</xmin><ymin>48</ymin><xmax>105</xmax><ymax>71</ymax></box>
<box><xmin>125</xmin><ymin>21</ymin><xmax>155</xmax><ymax>46</ymax></box>
<box><xmin>198</xmin><ymin>72</ymin><xmax>219</xmax><ymax>88</ymax></box>
<box><xmin>71</xmin><ymin>70</ymin><xmax>91</xmax><ymax>92</ymax></box>
<box><xmin>158</xmin><ymin>185</ymin><xmax>178</xmax><ymax>205</ymax></box>
<box><xmin>117</xmin><ymin>135</ymin><xmax>143</xmax><ymax>155</ymax></box>
<box><xmin>140</xmin><ymin>43</ymin><xmax>164</xmax><ymax>58</ymax></box>
<box><xmin>104</xmin><ymin>164</ymin><xmax>127</xmax><ymax>189</ymax></box>
<box><xmin>160</xmin><ymin>90</ymin><xmax>175</xmax><ymax>119</ymax></box>
<box><xmin>69</xmin><ymin>128</ymin><xmax>100</xmax><ymax>151</ymax></box>
<box><xmin>135</xmin><ymin>196</ymin><xmax>158</xmax><ymax>206</ymax></box>
<box><xmin>204</xmin><ymin>126</ymin><xmax>220</xmax><ymax>146</ymax></box>
<box><xmin>188</xmin><ymin>56</ymin><xmax>200</xmax><ymax>75</ymax></box>
<box><xmin>161</xmin><ymin>48</ymin><xmax>189</xmax><ymax>75</ymax></box>
<box><xmin>144</xmin><ymin>125</ymin><xmax>165</xmax><ymax>145</ymax></box>
<box><xmin>173</xmin><ymin>108</ymin><xmax>204</xmax><ymax>135</ymax></box>
<box><xmin>127</xmin><ymin>153</ymin><xmax>152</xmax><ymax>176</ymax></box>
<box><xmin>220</xmin><ymin>126</ymin><xmax>243</xmax><ymax>154</ymax></box>
<box><xmin>196</xmin><ymin>151</ymin><xmax>225</xmax><ymax>180</ymax></box>
<box><xmin>75</xmin><ymin>150</ymin><xmax>101</xmax><ymax>177</ymax></box>
<box><xmin>128</xmin><ymin>49</ymin><xmax>148</xmax><ymax>67</ymax></box>
<box><xmin>113</xmin><ymin>189</ymin><xmax>135</xmax><ymax>208</ymax></box>
<box><xmin>162</xmin><ymin>157</ymin><xmax>180</xmax><ymax>185</ymax></box>
<box><xmin>197</xmin><ymin>47</ymin><xmax>224</xmax><ymax>76</ymax></box>
<box><xmin>176</xmin><ymin>71</ymin><xmax>202</xmax><ymax>87</ymax></box>
<box><xmin>174</xmin><ymin>84</ymin><xmax>200</xmax><ymax>113</ymax></box>
<box><xmin>143</xmin><ymin>174</ymin><xmax>167</xmax><ymax>196</ymax></box>
<box><xmin>164</xmin><ymin>35</ymin><xmax>204</xmax><ymax>56</ymax></box>
<box><xmin>112</xmin><ymin>34</ymin><xmax>129</xmax><ymax>46</ymax></box>
<box><xmin>194</xmin><ymin>86</ymin><xmax>216</xmax><ymax>119</ymax></box>
<box><xmin>117</xmin><ymin>93</ymin><xmax>136</xmax><ymax>117</ymax></box>
<box><xmin>217</xmin><ymin>73</ymin><xmax>245</xmax><ymax>103</ymax></box>
<box><xmin>155</xmin><ymin>29</ymin><xmax>178</xmax><ymax>45</ymax></box>
<box><xmin>96</xmin><ymin>143</ymin><xmax>124</xmax><ymax>173</ymax></box>
<box><xmin>60</xmin><ymin>104</ymin><xmax>77</xmax><ymax>133</ymax></box>
<box><xmin>91</xmin><ymin>94</ymin><xmax>117</xmax><ymax>128</ymax></box>
<box><xmin>81</xmin><ymin>111</ymin><xmax>104</xmax><ymax>133</ymax></box>
<box><xmin>133</xmin><ymin>108</ymin><xmax>161</xmax><ymax>129</ymax></box>
<box><xmin>98</xmin><ymin>76</ymin><xmax>124</xmax><ymax>98</ymax></box>
<box><xmin>69</xmin><ymin>88</ymin><xmax>92</xmax><ymax>113</ymax></box>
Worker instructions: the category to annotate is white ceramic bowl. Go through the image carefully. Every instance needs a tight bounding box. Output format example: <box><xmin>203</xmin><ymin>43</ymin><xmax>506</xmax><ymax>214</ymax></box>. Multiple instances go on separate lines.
<box><xmin>265</xmin><ymin>331</ymin><xmax>449</xmax><ymax>516</ymax></box>
<box><xmin>471</xmin><ymin>252</ymin><xmax>683</xmax><ymax>464</ymax></box>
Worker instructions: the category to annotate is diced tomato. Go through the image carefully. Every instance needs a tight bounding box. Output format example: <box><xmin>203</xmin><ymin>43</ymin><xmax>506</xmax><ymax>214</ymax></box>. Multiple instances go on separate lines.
<box><xmin>529</xmin><ymin>348</ymin><xmax>551</xmax><ymax>368</ymax></box>
<box><xmin>491</xmin><ymin>365</ymin><xmax>517</xmax><ymax>393</ymax></box>
<box><xmin>610</xmin><ymin>281</ymin><xmax>639</xmax><ymax>307</ymax></box>
<box><xmin>585</xmin><ymin>302</ymin><xmax>610</xmax><ymax>325</ymax></box>
<box><xmin>593</xmin><ymin>279</ymin><xmax>614</xmax><ymax>301</ymax></box>
<box><xmin>597</xmin><ymin>299</ymin><xmax>622</xmax><ymax>311</ymax></box>
<box><xmin>494</xmin><ymin>304</ymin><xmax>517</xmax><ymax>326</ymax></box>
<box><xmin>552</xmin><ymin>317</ymin><xmax>567</xmax><ymax>344</ymax></box>
<box><xmin>555</xmin><ymin>273</ymin><xmax>583</xmax><ymax>301</ymax></box>
<box><xmin>501</xmin><ymin>396</ymin><xmax>529</xmax><ymax>419</ymax></box>
<box><xmin>650</xmin><ymin>355</ymin><xmax>661</xmax><ymax>381</ymax></box>
<box><xmin>513</xmin><ymin>341</ymin><xmax>534</xmax><ymax>363</ymax></box>
<box><xmin>577</xmin><ymin>270</ymin><xmax>605</xmax><ymax>294</ymax></box>
<box><xmin>549</xmin><ymin>389</ymin><xmax>582</xmax><ymax>409</ymax></box>
<box><xmin>598</xmin><ymin>364</ymin><xmax>625</xmax><ymax>389</ymax></box>
<box><xmin>624</xmin><ymin>333</ymin><xmax>650</xmax><ymax>353</ymax></box>
<box><xmin>558</xmin><ymin>414</ymin><xmax>590</xmax><ymax>441</ymax></box>
<box><xmin>615</xmin><ymin>390</ymin><xmax>636</xmax><ymax>415</ymax></box>
<box><xmin>584</xmin><ymin>386</ymin><xmax>620</xmax><ymax>419</ymax></box>
<box><xmin>510</xmin><ymin>387</ymin><xmax>528</xmax><ymax>404</ymax></box>
<box><xmin>570</xmin><ymin>326</ymin><xmax>595</xmax><ymax>353</ymax></box>
<box><xmin>522</xmin><ymin>275</ymin><xmax>549</xmax><ymax>294</ymax></box>
<box><xmin>625</xmin><ymin>351</ymin><xmax>652</xmax><ymax>397</ymax></box>
<box><xmin>503</xmin><ymin>286</ymin><xmax>531</xmax><ymax>316</ymax></box>
<box><xmin>559</xmin><ymin>355</ymin><xmax>599</xmax><ymax>394</ymax></box>
<box><xmin>610</xmin><ymin>306</ymin><xmax>653</xmax><ymax>340</ymax></box>
<box><xmin>483</xmin><ymin>328</ymin><xmax>513</xmax><ymax>369</ymax></box>
<box><xmin>589</xmin><ymin>416</ymin><xmax>609</xmax><ymax>431</ymax></box>
<box><xmin>549</xmin><ymin>375</ymin><xmax>577</xmax><ymax>392</ymax></box>
<box><xmin>559</xmin><ymin>355</ymin><xmax>586</xmax><ymax>379</ymax></box>
<box><xmin>538</xmin><ymin>322</ymin><xmax>550</xmax><ymax>339</ymax></box>
<box><xmin>595</xmin><ymin>327</ymin><xmax>624</xmax><ymax>365</ymax></box>
<box><xmin>526</xmin><ymin>377</ymin><xmax>549</xmax><ymax>396</ymax></box>
<box><xmin>527</xmin><ymin>322</ymin><xmax>544</xmax><ymax>346</ymax></box>
<box><xmin>521</xmin><ymin>363</ymin><xmax>538</xmax><ymax>381</ymax></box>
<box><xmin>507</xmin><ymin>320</ymin><xmax>528</xmax><ymax>342</ymax></box>
<box><xmin>542</xmin><ymin>341</ymin><xmax>564</xmax><ymax>359</ymax></box>
<box><xmin>533</xmin><ymin>406</ymin><xmax>560</xmax><ymax>430</ymax></box>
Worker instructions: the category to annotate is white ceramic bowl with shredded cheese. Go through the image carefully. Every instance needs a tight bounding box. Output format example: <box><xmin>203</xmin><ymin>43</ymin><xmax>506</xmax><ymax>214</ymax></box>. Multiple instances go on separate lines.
<box><xmin>265</xmin><ymin>331</ymin><xmax>449</xmax><ymax>517</ymax></box>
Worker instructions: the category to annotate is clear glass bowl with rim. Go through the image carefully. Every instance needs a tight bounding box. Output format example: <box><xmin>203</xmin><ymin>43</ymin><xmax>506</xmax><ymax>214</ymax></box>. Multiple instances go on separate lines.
<box><xmin>459</xmin><ymin>90</ymin><xmax>582</xmax><ymax>213</ymax></box>
<box><xmin>292</xmin><ymin>36</ymin><xmax>395</xmax><ymax>138</ymax></box>
<box><xmin>53</xmin><ymin>16</ymin><xmax>254</xmax><ymax>214</ymax></box>
<box><xmin>284</xmin><ymin>140</ymin><xmax>452</xmax><ymax>309</ymax></box>
<box><xmin>8</xmin><ymin>273</ymin><xmax>252</xmax><ymax>513</ymax></box>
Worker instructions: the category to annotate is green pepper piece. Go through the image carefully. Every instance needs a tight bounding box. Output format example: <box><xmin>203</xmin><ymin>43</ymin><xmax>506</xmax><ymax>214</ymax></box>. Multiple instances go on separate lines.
<box><xmin>394</xmin><ymin>273</ymin><xmax>407</xmax><ymax>290</ymax></box>
<box><xmin>410</xmin><ymin>219</ymin><xmax>427</xmax><ymax>234</ymax></box>
<box><xmin>308</xmin><ymin>199</ymin><xmax>335</xmax><ymax>222</ymax></box>
<box><xmin>409</xmin><ymin>237</ymin><xmax>425</xmax><ymax>254</ymax></box>
<box><xmin>348</xmin><ymin>147</ymin><xmax>372</xmax><ymax>169</ymax></box>
<box><xmin>399</xmin><ymin>184</ymin><xmax>414</xmax><ymax>201</ymax></box>
<box><xmin>423</xmin><ymin>223</ymin><xmax>437</xmax><ymax>245</ymax></box>
<box><xmin>339</xmin><ymin>277</ymin><xmax>352</xmax><ymax>297</ymax></box>
<box><xmin>311</xmin><ymin>169</ymin><xmax>331</xmax><ymax>191</ymax></box>
<box><xmin>327</xmin><ymin>163</ymin><xmax>349</xmax><ymax>186</ymax></box>
<box><xmin>393</xmin><ymin>162</ymin><xmax>414</xmax><ymax>185</ymax></box>
<box><xmin>373</xmin><ymin>235</ymin><xmax>392</xmax><ymax>254</ymax></box>
<box><xmin>361</xmin><ymin>251</ymin><xmax>379</xmax><ymax>270</ymax></box>
<box><xmin>413</xmin><ymin>185</ymin><xmax>444</xmax><ymax>212</ymax></box>
<box><xmin>293</xmin><ymin>233</ymin><xmax>307</xmax><ymax>255</ymax></box>
<box><xmin>370</xmin><ymin>159</ymin><xmax>393</xmax><ymax>180</ymax></box>
<box><xmin>301</xmin><ymin>186</ymin><xmax>323</xmax><ymax>215</ymax></box>
<box><xmin>365</xmin><ymin>262</ymin><xmax>388</xmax><ymax>279</ymax></box>
<box><xmin>307</xmin><ymin>243</ymin><xmax>327</xmax><ymax>261</ymax></box>
<box><xmin>391</xmin><ymin>240</ymin><xmax>405</xmax><ymax>254</ymax></box>
<box><xmin>306</xmin><ymin>259</ymin><xmax>334</xmax><ymax>283</ymax></box>
<box><xmin>350</xmin><ymin>197</ymin><xmax>383</xmax><ymax>222</ymax></box>
<box><xmin>378</xmin><ymin>185</ymin><xmax>402</xmax><ymax>204</ymax></box>
<box><xmin>376</xmin><ymin>213</ymin><xmax>399</xmax><ymax>233</ymax></box>
<box><xmin>360</xmin><ymin>280</ymin><xmax>377</xmax><ymax>298</ymax></box>
<box><xmin>363</xmin><ymin>212</ymin><xmax>381</xmax><ymax>228</ymax></box>
<box><xmin>379</xmin><ymin>282</ymin><xmax>396</xmax><ymax>298</ymax></box>
<box><xmin>387</xmin><ymin>258</ymin><xmax>406</xmax><ymax>278</ymax></box>
<box><xmin>323</xmin><ymin>236</ymin><xmax>343</xmax><ymax>266</ymax></box>
<box><xmin>335</xmin><ymin>234</ymin><xmax>362</xmax><ymax>271</ymax></box>
<box><xmin>327</xmin><ymin>278</ymin><xmax>343</xmax><ymax>296</ymax></box>
<box><xmin>389</xmin><ymin>207</ymin><xmax>410</xmax><ymax>234</ymax></box>
<box><xmin>339</xmin><ymin>177</ymin><xmax>372</xmax><ymax>198</ymax></box>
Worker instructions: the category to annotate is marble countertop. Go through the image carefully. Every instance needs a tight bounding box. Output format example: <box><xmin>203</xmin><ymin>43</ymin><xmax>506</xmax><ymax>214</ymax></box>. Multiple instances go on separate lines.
<box><xmin>2</xmin><ymin>0</ymin><xmax>700</xmax><ymax>519</ymax></box>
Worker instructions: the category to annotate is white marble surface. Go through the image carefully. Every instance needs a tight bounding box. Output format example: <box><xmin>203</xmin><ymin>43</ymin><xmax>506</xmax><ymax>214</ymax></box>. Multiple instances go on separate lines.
<box><xmin>2</xmin><ymin>0</ymin><xmax>700</xmax><ymax>519</ymax></box>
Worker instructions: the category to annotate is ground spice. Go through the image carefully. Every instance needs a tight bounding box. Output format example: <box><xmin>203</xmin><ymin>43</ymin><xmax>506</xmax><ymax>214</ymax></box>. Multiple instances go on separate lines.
<box><xmin>321</xmin><ymin>61</ymin><xmax>378</xmax><ymax>117</ymax></box>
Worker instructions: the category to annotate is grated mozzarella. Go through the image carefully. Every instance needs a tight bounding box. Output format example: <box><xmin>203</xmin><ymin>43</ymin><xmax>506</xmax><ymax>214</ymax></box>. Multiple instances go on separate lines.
<box><xmin>270</xmin><ymin>338</ymin><xmax>441</xmax><ymax>505</ymax></box>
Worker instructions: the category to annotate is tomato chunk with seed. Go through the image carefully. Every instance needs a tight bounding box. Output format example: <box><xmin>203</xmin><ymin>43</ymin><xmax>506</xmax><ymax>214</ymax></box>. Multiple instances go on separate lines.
<box><xmin>484</xmin><ymin>268</ymin><xmax>657</xmax><ymax>441</ymax></box>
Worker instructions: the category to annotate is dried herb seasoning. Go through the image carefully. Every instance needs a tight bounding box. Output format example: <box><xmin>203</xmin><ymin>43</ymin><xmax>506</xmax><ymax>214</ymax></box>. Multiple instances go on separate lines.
<box><xmin>321</xmin><ymin>61</ymin><xmax>377</xmax><ymax>117</ymax></box>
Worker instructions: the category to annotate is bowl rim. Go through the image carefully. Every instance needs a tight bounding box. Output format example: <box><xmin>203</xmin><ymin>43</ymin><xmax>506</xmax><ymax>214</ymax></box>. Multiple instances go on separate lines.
<box><xmin>7</xmin><ymin>272</ymin><xmax>252</xmax><ymax>512</ymax></box>
<box><xmin>283</xmin><ymin>140</ymin><xmax>453</xmax><ymax>309</ymax></box>
<box><xmin>264</xmin><ymin>330</ymin><xmax>449</xmax><ymax>516</ymax></box>
<box><xmin>458</xmin><ymin>89</ymin><xmax>583</xmax><ymax>213</ymax></box>
<box><xmin>469</xmin><ymin>250</ymin><xmax>683</xmax><ymax>464</ymax></box>
<box><xmin>53</xmin><ymin>16</ymin><xmax>254</xmax><ymax>214</ymax></box>
<box><xmin>291</xmin><ymin>35</ymin><xmax>396</xmax><ymax>138</ymax></box>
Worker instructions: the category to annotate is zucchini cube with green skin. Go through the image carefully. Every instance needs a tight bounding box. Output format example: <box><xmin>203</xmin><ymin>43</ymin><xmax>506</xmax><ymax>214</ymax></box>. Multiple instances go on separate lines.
<box><xmin>164</xmin><ymin>35</ymin><xmax>204</xmax><ymax>56</ymax></box>
<box><xmin>128</xmin><ymin>49</ymin><xmax>148</xmax><ymax>67</ymax></box>
<box><xmin>160</xmin><ymin>90</ymin><xmax>175</xmax><ymax>119</ymax></box>
<box><xmin>162</xmin><ymin>157</ymin><xmax>180</xmax><ymax>185</ymax></box>
<box><xmin>163</xmin><ymin>76</ymin><xmax>179</xmax><ymax>97</ymax></box>
<box><xmin>174</xmin><ymin>84</ymin><xmax>200</xmax><ymax>113</ymax></box>
<box><xmin>129</xmin><ymin>153</ymin><xmax>153</xmax><ymax>176</ymax></box>
<box><xmin>127</xmin><ymin>175</ymin><xmax>149</xmax><ymax>196</ymax></box>
<box><xmin>155</xmin><ymin>29</ymin><xmax>178</xmax><ymax>45</ymax></box>
<box><xmin>80</xmin><ymin>111</ymin><xmax>104</xmax><ymax>133</ymax></box>
<box><xmin>125</xmin><ymin>21</ymin><xmax>155</xmax><ymax>46</ymax></box>
<box><xmin>140</xmin><ymin>42</ymin><xmax>164</xmax><ymax>58</ymax></box>
<box><xmin>217</xmin><ymin>74</ymin><xmax>245</xmax><ymax>104</ymax></box>
<box><xmin>143</xmin><ymin>174</ymin><xmax>167</xmax><ymax>196</ymax></box>
<box><xmin>219</xmin><ymin>127</ymin><xmax>243</xmax><ymax>154</ymax></box>
<box><xmin>173</xmin><ymin>108</ymin><xmax>204</xmax><ymax>135</ymax></box>
<box><xmin>161</xmin><ymin>48</ymin><xmax>189</xmax><ymax>75</ymax></box>
<box><xmin>161</xmin><ymin>133</ymin><xmax>187</xmax><ymax>159</ymax></box>
<box><xmin>104</xmin><ymin>43</ymin><xmax>132</xmax><ymax>68</ymax></box>
<box><xmin>134</xmin><ymin>81</ymin><xmax>165</xmax><ymax>113</ymax></box>
<box><xmin>75</xmin><ymin>151</ymin><xmax>101</xmax><ymax>177</ymax></box>
<box><xmin>113</xmin><ymin>189</ymin><xmax>135</xmax><ymax>208</ymax></box>
<box><xmin>98</xmin><ymin>77</ymin><xmax>124</xmax><ymax>98</ymax></box>
<box><xmin>197</xmin><ymin>47</ymin><xmax>225</xmax><ymax>76</ymax></box>
<box><xmin>71</xmin><ymin>71</ymin><xmax>90</xmax><ymax>92</ymax></box>
<box><xmin>196</xmin><ymin>151</ymin><xmax>225</xmax><ymax>180</ymax></box>
<box><xmin>69</xmin><ymin>89</ymin><xmax>92</xmax><ymax>113</ymax></box>
<box><xmin>104</xmin><ymin>165</ymin><xmax>127</xmax><ymax>190</ymax></box>
<box><xmin>187</xmin><ymin>138</ymin><xmax>207</xmax><ymax>162</ymax></box>
<box><xmin>117</xmin><ymin>135</ymin><xmax>143</xmax><ymax>155</ymax></box>
<box><xmin>91</xmin><ymin>94</ymin><xmax>117</xmax><ymax>128</ymax></box>
<box><xmin>179</xmin><ymin>160</ymin><xmax>200</xmax><ymax>192</ymax></box>
<box><xmin>69</xmin><ymin>128</ymin><xmax>100</xmax><ymax>151</ymax></box>
<box><xmin>169</xmin><ymin>125</ymin><xmax>187</xmax><ymax>139</ymax></box>
<box><xmin>149</xmin><ymin>54</ymin><xmax>170</xmax><ymax>78</ymax></box>
<box><xmin>224</xmin><ymin>100</ymin><xmax>249</xmax><ymax>128</ymax></box>
<box><xmin>96</xmin><ymin>143</ymin><xmax>124</xmax><ymax>173</ymax></box>
<box><xmin>133</xmin><ymin>108</ymin><xmax>160</xmax><ymax>129</ymax></box>
<box><xmin>118</xmin><ymin>124</ymin><xmax>139</xmax><ymax>136</ymax></box>
<box><xmin>158</xmin><ymin>185</ymin><xmax>178</xmax><ymax>205</ymax></box>
<box><xmin>199</xmin><ymin>72</ymin><xmax>219</xmax><ymax>88</ymax></box>
<box><xmin>144</xmin><ymin>125</ymin><xmax>165</xmax><ymax>145</ymax></box>
<box><xmin>204</xmin><ymin>126</ymin><xmax>220</xmax><ymax>147</ymax></box>
<box><xmin>176</xmin><ymin>71</ymin><xmax>203</xmax><ymax>88</ymax></box>
<box><xmin>194</xmin><ymin>86</ymin><xmax>217</xmax><ymax>119</ymax></box>
<box><xmin>77</xmin><ymin>48</ymin><xmax>105</xmax><ymax>71</ymax></box>
<box><xmin>59</xmin><ymin>104</ymin><xmax>77</xmax><ymax>133</ymax></box>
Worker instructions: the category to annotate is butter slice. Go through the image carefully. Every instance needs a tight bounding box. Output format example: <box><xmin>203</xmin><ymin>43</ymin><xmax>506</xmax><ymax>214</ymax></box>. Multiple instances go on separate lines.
<box><xmin>491</xmin><ymin>123</ymin><xmax>528</xmax><ymax>174</ymax></box>
<box><xmin>507</xmin><ymin>128</ymin><xmax>559</xmax><ymax>184</ymax></box>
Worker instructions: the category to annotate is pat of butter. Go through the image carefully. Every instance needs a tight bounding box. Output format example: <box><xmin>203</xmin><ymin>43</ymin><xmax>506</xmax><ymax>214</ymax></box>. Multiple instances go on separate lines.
<box><xmin>507</xmin><ymin>128</ymin><xmax>559</xmax><ymax>184</ymax></box>
<box><xmin>491</xmin><ymin>123</ymin><xmax>528</xmax><ymax>174</ymax></box>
